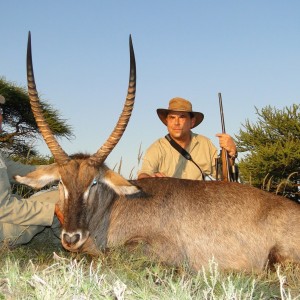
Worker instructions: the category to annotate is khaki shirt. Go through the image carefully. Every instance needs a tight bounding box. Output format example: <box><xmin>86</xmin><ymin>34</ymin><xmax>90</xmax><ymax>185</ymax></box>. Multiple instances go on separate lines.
<box><xmin>138</xmin><ymin>133</ymin><xmax>218</xmax><ymax>180</ymax></box>
<box><xmin>0</xmin><ymin>151</ymin><xmax>59</xmax><ymax>245</ymax></box>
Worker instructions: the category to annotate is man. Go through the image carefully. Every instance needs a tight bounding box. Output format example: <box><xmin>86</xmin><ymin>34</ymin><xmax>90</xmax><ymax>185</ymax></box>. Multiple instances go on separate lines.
<box><xmin>0</xmin><ymin>95</ymin><xmax>60</xmax><ymax>248</ymax></box>
<box><xmin>138</xmin><ymin>97</ymin><xmax>237</xmax><ymax>180</ymax></box>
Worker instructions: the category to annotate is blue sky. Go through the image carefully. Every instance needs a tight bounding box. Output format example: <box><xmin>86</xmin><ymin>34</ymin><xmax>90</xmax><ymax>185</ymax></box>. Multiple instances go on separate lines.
<box><xmin>1</xmin><ymin>1</ymin><xmax>299</xmax><ymax>177</ymax></box>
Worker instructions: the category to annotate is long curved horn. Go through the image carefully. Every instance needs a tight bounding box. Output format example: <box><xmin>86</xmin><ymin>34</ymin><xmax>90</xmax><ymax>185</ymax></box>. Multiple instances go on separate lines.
<box><xmin>27</xmin><ymin>31</ymin><xmax>70</xmax><ymax>164</ymax></box>
<box><xmin>89</xmin><ymin>35</ymin><xmax>136</xmax><ymax>165</ymax></box>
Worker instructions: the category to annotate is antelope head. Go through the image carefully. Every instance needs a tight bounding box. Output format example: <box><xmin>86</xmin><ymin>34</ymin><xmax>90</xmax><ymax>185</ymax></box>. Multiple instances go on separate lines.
<box><xmin>15</xmin><ymin>32</ymin><xmax>139</xmax><ymax>252</ymax></box>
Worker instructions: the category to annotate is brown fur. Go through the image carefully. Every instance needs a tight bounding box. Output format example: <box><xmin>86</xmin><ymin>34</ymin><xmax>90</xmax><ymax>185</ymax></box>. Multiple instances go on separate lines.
<box><xmin>15</xmin><ymin>163</ymin><xmax>300</xmax><ymax>272</ymax></box>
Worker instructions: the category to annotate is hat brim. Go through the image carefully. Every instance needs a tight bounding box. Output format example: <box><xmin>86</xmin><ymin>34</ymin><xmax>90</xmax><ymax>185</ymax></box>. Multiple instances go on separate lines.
<box><xmin>157</xmin><ymin>109</ymin><xmax>204</xmax><ymax>129</ymax></box>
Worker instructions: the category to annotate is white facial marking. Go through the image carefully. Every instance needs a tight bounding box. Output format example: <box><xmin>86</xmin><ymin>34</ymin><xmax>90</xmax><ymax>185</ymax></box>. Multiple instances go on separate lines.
<box><xmin>83</xmin><ymin>189</ymin><xmax>90</xmax><ymax>200</ymax></box>
<box><xmin>60</xmin><ymin>180</ymin><xmax>69</xmax><ymax>199</ymax></box>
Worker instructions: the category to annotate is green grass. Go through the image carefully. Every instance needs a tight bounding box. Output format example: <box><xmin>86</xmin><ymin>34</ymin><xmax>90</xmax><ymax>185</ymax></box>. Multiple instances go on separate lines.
<box><xmin>1</xmin><ymin>229</ymin><xmax>300</xmax><ymax>299</ymax></box>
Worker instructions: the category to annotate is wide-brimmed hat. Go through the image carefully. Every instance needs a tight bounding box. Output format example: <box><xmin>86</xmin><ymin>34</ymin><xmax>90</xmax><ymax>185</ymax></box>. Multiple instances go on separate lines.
<box><xmin>156</xmin><ymin>97</ymin><xmax>204</xmax><ymax>128</ymax></box>
<box><xmin>0</xmin><ymin>95</ymin><xmax>5</xmax><ymax>104</ymax></box>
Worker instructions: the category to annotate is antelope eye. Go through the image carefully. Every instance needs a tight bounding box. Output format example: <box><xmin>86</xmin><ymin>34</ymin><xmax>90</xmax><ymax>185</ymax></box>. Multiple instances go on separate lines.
<box><xmin>91</xmin><ymin>179</ymin><xmax>98</xmax><ymax>186</ymax></box>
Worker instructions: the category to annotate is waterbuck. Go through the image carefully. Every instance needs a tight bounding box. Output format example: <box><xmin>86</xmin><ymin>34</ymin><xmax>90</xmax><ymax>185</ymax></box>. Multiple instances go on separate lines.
<box><xmin>16</xmin><ymin>32</ymin><xmax>300</xmax><ymax>272</ymax></box>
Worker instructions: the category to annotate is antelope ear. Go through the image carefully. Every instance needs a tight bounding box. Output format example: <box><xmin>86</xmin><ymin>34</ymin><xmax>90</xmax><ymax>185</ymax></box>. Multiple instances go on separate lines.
<box><xmin>102</xmin><ymin>169</ymin><xmax>140</xmax><ymax>196</ymax></box>
<box><xmin>14</xmin><ymin>164</ymin><xmax>60</xmax><ymax>189</ymax></box>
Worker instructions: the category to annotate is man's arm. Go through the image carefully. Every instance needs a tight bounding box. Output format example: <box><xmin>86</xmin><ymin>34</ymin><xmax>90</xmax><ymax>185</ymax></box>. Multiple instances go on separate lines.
<box><xmin>0</xmin><ymin>190</ymin><xmax>58</xmax><ymax>226</ymax></box>
<box><xmin>138</xmin><ymin>172</ymin><xmax>167</xmax><ymax>179</ymax></box>
<box><xmin>137</xmin><ymin>173</ymin><xmax>151</xmax><ymax>179</ymax></box>
<box><xmin>215</xmin><ymin>133</ymin><xmax>237</xmax><ymax>157</ymax></box>
<box><xmin>137</xmin><ymin>141</ymin><xmax>162</xmax><ymax>179</ymax></box>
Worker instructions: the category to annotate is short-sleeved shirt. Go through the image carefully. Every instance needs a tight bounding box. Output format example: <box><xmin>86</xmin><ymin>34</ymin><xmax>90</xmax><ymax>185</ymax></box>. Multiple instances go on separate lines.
<box><xmin>138</xmin><ymin>132</ymin><xmax>218</xmax><ymax>180</ymax></box>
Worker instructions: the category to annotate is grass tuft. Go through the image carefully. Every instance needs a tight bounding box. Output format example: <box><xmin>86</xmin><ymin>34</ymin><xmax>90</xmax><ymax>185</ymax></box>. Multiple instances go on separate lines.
<box><xmin>1</xmin><ymin>230</ymin><xmax>300</xmax><ymax>299</ymax></box>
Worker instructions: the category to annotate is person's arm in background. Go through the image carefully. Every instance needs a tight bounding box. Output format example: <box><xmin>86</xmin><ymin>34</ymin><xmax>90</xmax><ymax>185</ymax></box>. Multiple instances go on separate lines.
<box><xmin>137</xmin><ymin>141</ymin><xmax>166</xmax><ymax>179</ymax></box>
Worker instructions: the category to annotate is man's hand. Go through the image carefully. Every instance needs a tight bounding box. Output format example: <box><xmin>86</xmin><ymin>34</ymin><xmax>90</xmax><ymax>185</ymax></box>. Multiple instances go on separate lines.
<box><xmin>153</xmin><ymin>172</ymin><xmax>167</xmax><ymax>177</ymax></box>
<box><xmin>216</xmin><ymin>133</ymin><xmax>237</xmax><ymax>157</ymax></box>
<box><xmin>138</xmin><ymin>172</ymin><xmax>167</xmax><ymax>179</ymax></box>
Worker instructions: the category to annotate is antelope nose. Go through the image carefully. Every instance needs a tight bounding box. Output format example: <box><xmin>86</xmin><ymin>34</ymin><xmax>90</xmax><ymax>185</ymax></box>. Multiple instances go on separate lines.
<box><xmin>63</xmin><ymin>232</ymin><xmax>80</xmax><ymax>245</ymax></box>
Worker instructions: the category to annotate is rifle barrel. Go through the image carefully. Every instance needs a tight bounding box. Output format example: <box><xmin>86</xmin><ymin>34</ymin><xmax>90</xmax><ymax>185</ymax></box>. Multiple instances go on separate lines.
<box><xmin>218</xmin><ymin>93</ymin><xmax>226</xmax><ymax>134</ymax></box>
<box><xmin>218</xmin><ymin>92</ymin><xmax>231</xmax><ymax>181</ymax></box>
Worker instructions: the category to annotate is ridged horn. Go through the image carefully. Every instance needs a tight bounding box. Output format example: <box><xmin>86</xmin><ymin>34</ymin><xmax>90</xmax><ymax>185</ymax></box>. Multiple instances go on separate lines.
<box><xmin>89</xmin><ymin>35</ymin><xmax>136</xmax><ymax>165</ymax></box>
<box><xmin>27</xmin><ymin>31</ymin><xmax>70</xmax><ymax>165</ymax></box>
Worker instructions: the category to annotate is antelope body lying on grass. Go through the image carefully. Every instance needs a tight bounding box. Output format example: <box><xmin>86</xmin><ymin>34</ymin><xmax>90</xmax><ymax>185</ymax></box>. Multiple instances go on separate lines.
<box><xmin>16</xmin><ymin>32</ymin><xmax>300</xmax><ymax>272</ymax></box>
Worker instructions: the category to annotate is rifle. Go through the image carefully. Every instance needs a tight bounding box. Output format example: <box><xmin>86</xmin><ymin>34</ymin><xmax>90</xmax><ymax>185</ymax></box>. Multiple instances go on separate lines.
<box><xmin>217</xmin><ymin>93</ymin><xmax>239</xmax><ymax>182</ymax></box>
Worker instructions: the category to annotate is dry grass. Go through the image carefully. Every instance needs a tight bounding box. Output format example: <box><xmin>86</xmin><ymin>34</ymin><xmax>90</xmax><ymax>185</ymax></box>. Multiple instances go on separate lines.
<box><xmin>1</xmin><ymin>229</ymin><xmax>300</xmax><ymax>299</ymax></box>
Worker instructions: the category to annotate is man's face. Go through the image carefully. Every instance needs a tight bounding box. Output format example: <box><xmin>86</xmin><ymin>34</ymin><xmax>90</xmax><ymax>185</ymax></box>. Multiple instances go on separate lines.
<box><xmin>166</xmin><ymin>111</ymin><xmax>195</xmax><ymax>140</ymax></box>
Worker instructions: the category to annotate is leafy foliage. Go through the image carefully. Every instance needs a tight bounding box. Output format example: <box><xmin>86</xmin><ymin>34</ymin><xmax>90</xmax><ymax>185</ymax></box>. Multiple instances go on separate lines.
<box><xmin>235</xmin><ymin>104</ymin><xmax>300</xmax><ymax>201</ymax></box>
<box><xmin>0</xmin><ymin>77</ymin><xmax>73</xmax><ymax>157</ymax></box>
